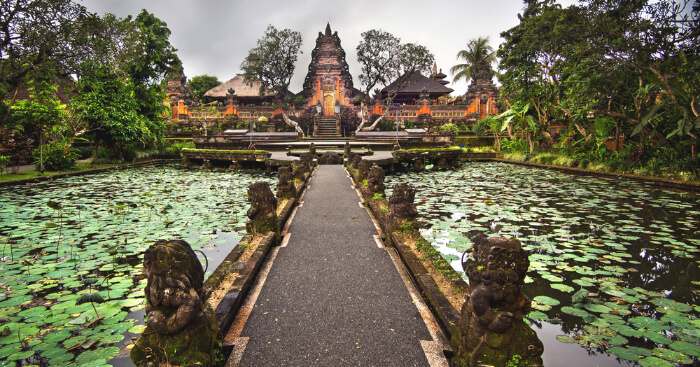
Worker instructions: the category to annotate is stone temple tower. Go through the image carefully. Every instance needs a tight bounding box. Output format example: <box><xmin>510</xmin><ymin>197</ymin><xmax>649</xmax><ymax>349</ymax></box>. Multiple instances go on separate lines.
<box><xmin>301</xmin><ymin>23</ymin><xmax>355</xmax><ymax>115</ymax></box>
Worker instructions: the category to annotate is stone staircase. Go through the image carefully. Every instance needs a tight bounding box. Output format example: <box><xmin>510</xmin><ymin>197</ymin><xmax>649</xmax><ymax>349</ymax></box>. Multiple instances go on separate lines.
<box><xmin>317</xmin><ymin>116</ymin><xmax>340</xmax><ymax>138</ymax></box>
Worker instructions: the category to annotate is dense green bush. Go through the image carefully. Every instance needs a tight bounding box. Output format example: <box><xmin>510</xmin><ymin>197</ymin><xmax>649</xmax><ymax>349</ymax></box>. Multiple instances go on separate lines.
<box><xmin>161</xmin><ymin>141</ymin><xmax>195</xmax><ymax>156</ymax></box>
<box><xmin>34</xmin><ymin>141</ymin><xmax>78</xmax><ymax>171</ymax></box>
<box><xmin>439</xmin><ymin>123</ymin><xmax>458</xmax><ymax>135</ymax></box>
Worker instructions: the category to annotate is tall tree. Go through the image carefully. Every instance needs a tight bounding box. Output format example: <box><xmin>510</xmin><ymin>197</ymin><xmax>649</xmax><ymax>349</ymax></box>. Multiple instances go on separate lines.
<box><xmin>450</xmin><ymin>37</ymin><xmax>497</xmax><ymax>85</ymax></box>
<box><xmin>400</xmin><ymin>43</ymin><xmax>435</xmax><ymax>77</ymax></box>
<box><xmin>69</xmin><ymin>63</ymin><xmax>148</xmax><ymax>161</ymax></box>
<box><xmin>241</xmin><ymin>25</ymin><xmax>302</xmax><ymax>100</ymax></box>
<box><xmin>356</xmin><ymin>29</ymin><xmax>402</xmax><ymax>96</ymax></box>
<box><xmin>0</xmin><ymin>0</ymin><xmax>86</xmax><ymax>86</ymax></box>
<box><xmin>187</xmin><ymin>75</ymin><xmax>221</xmax><ymax>103</ymax></box>
<box><xmin>356</xmin><ymin>30</ymin><xmax>435</xmax><ymax>97</ymax></box>
<box><xmin>11</xmin><ymin>72</ymin><xmax>67</xmax><ymax>172</ymax></box>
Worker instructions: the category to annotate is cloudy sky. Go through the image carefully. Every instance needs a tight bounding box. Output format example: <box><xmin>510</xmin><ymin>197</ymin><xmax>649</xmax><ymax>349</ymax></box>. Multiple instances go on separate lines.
<box><xmin>80</xmin><ymin>0</ymin><xmax>576</xmax><ymax>95</ymax></box>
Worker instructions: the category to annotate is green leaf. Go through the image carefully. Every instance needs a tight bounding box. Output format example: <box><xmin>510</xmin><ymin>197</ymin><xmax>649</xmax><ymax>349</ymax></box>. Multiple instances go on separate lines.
<box><xmin>669</xmin><ymin>341</ymin><xmax>700</xmax><ymax>357</ymax></box>
<box><xmin>556</xmin><ymin>335</ymin><xmax>575</xmax><ymax>344</ymax></box>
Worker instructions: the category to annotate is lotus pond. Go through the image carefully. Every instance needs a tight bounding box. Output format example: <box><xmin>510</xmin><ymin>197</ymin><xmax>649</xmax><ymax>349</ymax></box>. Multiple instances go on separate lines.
<box><xmin>0</xmin><ymin>164</ymin><xmax>274</xmax><ymax>366</ymax></box>
<box><xmin>386</xmin><ymin>162</ymin><xmax>700</xmax><ymax>367</ymax></box>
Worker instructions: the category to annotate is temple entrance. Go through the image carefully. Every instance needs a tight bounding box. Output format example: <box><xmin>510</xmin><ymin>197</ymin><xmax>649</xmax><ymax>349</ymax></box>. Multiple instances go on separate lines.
<box><xmin>323</xmin><ymin>90</ymin><xmax>335</xmax><ymax>115</ymax></box>
<box><xmin>480</xmin><ymin>98</ymin><xmax>488</xmax><ymax>119</ymax></box>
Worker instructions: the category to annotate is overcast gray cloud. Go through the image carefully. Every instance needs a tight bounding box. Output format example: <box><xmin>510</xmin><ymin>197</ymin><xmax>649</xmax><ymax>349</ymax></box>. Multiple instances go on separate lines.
<box><xmin>79</xmin><ymin>0</ymin><xmax>576</xmax><ymax>95</ymax></box>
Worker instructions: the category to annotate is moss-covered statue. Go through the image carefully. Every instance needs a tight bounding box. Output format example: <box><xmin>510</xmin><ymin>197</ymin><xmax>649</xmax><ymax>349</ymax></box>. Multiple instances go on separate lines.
<box><xmin>276</xmin><ymin>166</ymin><xmax>296</xmax><ymax>199</ymax></box>
<box><xmin>357</xmin><ymin>159</ymin><xmax>371</xmax><ymax>181</ymax></box>
<box><xmin>246</xmin><ymin>181</ymin><xmax>279</xmax><ymax>239</ymax></box>
<box><xmin>451</xmin><ymin>234</ymin><xmax>543</xmax><ymax>367</ymax></box>
<box><xmin>367</xmin><ymin>165</ymin><xmax>385</xmax><ymax>197</ymax></box>
<box><xmin>351</xmin><ymin>154</ymin><xmax>362</xmax><ymax>170</ymax></box>
<box><xmin>387</xmin><ymin>182</ymin><xmax>418</xmax><ymax>234</ymax></box>
<box><xmin>131</xmin><ymin>239</ymin><xmax>222</xmax><ymax>367</ymax></box>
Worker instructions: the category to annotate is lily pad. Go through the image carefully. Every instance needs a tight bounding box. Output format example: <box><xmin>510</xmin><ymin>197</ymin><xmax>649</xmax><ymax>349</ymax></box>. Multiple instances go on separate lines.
<box><xmin>556</xmin><ymin>335</ymin><xmax>575</xmax><ymax>344</ymax></box>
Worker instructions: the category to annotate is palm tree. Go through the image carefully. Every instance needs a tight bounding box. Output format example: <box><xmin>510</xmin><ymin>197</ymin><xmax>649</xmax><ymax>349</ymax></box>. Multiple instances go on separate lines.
<box><xmin>450</xmin><ymin>37</ymin><xmax>497</xmax><ymax>84</ymax></box>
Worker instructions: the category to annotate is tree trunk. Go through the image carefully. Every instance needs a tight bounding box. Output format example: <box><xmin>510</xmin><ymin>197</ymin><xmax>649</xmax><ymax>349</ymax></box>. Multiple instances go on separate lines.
<box><xmin>93</xmin><ymin>140</ymin><xmax>100</xmax><ymax>166</ymax></box>
<box><xmin>527</xmin><ymin>132</ymin><xmax>534</xmax><ymax>154</ymax></box>
<box><xmin>507</xmin><ymin>124</ymin><xmax>515</xmax><ymax>140</ymax></box>
<box><xmin>38</xmin><ymin>132</ymin><xmax>44</xmax><ymax>173</ymax></box>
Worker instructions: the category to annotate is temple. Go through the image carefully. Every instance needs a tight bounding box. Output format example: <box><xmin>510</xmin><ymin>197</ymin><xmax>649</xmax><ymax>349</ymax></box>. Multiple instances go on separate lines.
<box><xmin>166</xmin><ymin>24</ymin><xmax>500</xmax><ymax>137</ymax></box>
<box><xmin>301</xmin><ymin>23</ymin><xmax>357</xmax><ymax>114</ymax></box>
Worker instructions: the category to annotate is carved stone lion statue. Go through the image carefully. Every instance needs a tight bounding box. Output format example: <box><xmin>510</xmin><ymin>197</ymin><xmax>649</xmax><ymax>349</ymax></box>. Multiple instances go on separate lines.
<box><xmin>131</xmin><ymin>239</ymin><xmax>221</xmax><ymax>366</ymax></box>
<box><xmin>246</xmin><ymin>181</ymin><xmax>280</xmax><ymax>238</ymax></box>
<box><xmin>357</xmin><ymin>159</ymin><xmax>371</xmax><ymax>181</ymax></box>
<box><xmin>276</xmin><ymin>166</ymin><xmax>296</xmax><ymax>199</ymax></box>
<box><xmin>351</xmin><ymin>154</ymin><xmax>362</xmax><ymax>170</ymax></box>
<box><xmin>388</xmin><ymin>182</ymin><xmax>418</xmax><ymax>223</ymax></box>
<box><xmin>367</xmin><ymin>165</ymin><xmax>385</xmax><ymax>197</ymax></box>
<box><xmin>452</xmin><ymin>234</ymin><xmax>543</xmax><ymax>367</ymax></box>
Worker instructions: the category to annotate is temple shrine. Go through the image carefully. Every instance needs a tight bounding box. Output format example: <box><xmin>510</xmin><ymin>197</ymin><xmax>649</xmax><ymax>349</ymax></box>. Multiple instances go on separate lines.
<box><xmin>165</xmin><ymin>23</ymin><xmax>501</xmax><ymax>137</ymax></box>
<box><xmin>301</xmin><ymin>23</ymin><xmax>357</xmax><ymax>114</ymax></box>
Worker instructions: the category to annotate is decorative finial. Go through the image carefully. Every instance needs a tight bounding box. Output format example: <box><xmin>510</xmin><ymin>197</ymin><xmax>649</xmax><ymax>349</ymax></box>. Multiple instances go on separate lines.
<box><xmin>433</xmin><ymin>62</ymin><xmax>437</xmax><ymax>74</ymax></box>
<box><xmin>325</xmin><ymin>23</ymin><xmax>331</xmax><ymax>36</ymax></box>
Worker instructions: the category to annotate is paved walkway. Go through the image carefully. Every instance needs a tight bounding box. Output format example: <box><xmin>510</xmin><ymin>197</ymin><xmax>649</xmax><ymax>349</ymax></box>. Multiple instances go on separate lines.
<box><xmin>226</xmin><ymin>165</ymin><xmax>448</xmax><ymax>366</ymax></box>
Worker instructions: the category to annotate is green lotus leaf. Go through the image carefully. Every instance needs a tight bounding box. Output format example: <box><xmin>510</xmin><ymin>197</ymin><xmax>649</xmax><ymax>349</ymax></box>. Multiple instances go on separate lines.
<box><xmin>571</xmin><ymin>289</ymin><xmax>589</xmax><ymax>303</ymax></box>
<box><xmin>589</xmin><ymin>318</ymin><xmax>610</xmax><ymax>328</ymax></box>
<box><xmin>603</xmin><ymin>334</ymin><xmax>628</xmax><ymax>346</ymax></box>
<box><xmin>609</xmin><ymin>346</ymin><xmax>641</xmax><ymax>361</ymax></box>
<box><xmin>651</xmin><ymin>298</ymin><xmax>693</xmax><ymax>313</ymax></box>
<box><xmin>669</xmin><ymin>341</ymin><xmax>700</xmax><ymax>356</ymax></box>
<box><xmin>550</xmin><ymin>283</ymin><xmax>575</xmax><ymax>293</ymax></box>
<box><xmin>609</xmin><ymin>323</ymin><xmax>643</xmax><ymax>338</ymax></box>
<box><xmin>17</xmin><ymin>306</ymin><xmax>48</xmax><ymax>318</ymax></box>
<box><xmin>583</xmin><ymin>304</ymin><xmax>612</xmax><ymax>314</ymax></box>
<box><xmin>638</xmin><ymin>356</ymin><xmax>676</xmax><ymax>367</ymax></box>
<box><xmin>7</xmin><ymin>349</ymin><xmax>35</xmax><ymax>360</ymax></box>
<box><xmin>561</xmin><ymin>306</ymin><xmax>590</xmax><ymax>318</ymax></box>
<box><xmin>532</xmin><ymin>296</ymin><xmax>560</xmax><ymax>306</ymax></box>
<box><xmin>39</xmin><ymin>345</ymin><xmax>67</xmax><ymax>359</ymax></box>
<box><xmin>572</xmin><ymin>278</ymin><xmax>595</xmax><ymax>287</ymax></box>
<box><xmin>556</xmin><ymin>335</ymin><xmax>575</xmax><ymax>344</ymax></box>
<box><xmin>651</xmin><ymin>347</ymin><xmax>692</xmax><ymax>364</ymax></box>
<box><xmin>629</xmin><ymin>316</ymin><xmax>670</xmax><ymax>332</ymax></box>
<box><xmin>643</xmin><ymin>331</ymin><xmax>672</xmax><ymax>345</ymax></box>
<box><xmin>97</xmin><ymin>333</ymin><xmax>125</xmax><ymax>345</ymax></box>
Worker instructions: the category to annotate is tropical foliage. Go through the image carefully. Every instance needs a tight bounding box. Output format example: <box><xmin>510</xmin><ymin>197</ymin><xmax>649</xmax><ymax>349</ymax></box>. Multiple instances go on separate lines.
<box><xmin>495</xmin><ymin>0</ymin><xmax>699</xmax><ymax>177</ymax></box>
<box><xmin>356</xmin><ymin>29</ymin><xmax>435</xmax><ymax>97</ymax></box>
<box><xmin>1</xmin><ymin>2</ymin><xmax>181</xmax><ymax>168</ymax></box>
<box><xmin>449</xmin><ymin>36</ymin><xmax>496</xmax><ymax>84</ymax></box>
<box><xmin>241</xmin><ymin>25</ymin><xmax>303</xmax><ymax>101</ymax></box>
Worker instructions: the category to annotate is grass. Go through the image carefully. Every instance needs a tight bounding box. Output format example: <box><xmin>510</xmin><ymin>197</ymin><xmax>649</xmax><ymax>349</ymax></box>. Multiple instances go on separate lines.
<box><xmin>0</xmin><ymin>163</ymin><xmax>119</xmax><ymax>182</ymax></box>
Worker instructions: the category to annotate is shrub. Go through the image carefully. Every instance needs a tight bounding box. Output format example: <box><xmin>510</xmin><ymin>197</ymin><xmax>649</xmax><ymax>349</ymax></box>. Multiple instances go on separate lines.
<box><xmin>121</xmin><ymin>144</ymin><xmax>139</xmax><ymax>162</ymax></box>
<box><xmin>34</xmin><ymin>141</ymin><xmax>78</xmax><ymax>171</ymax></box>
<box><xmin>439</xmin><ymin>123</ymin><xmax>458</xmax><ymax>135</ymax></box>
<box><xmin>161</xmin><ymin>141</ymin><xmax>195</xmax><ymax>156</ymax></box>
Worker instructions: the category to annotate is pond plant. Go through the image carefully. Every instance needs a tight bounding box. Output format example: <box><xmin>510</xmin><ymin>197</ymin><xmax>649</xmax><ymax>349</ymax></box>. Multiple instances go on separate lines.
<box><xmin>0</xmin><ymin>163</ymin><xmax>274</xmax><ymax>366</ymax></box>
<box><xmin>387</xmin><ymin>162</ymin><xmax>700</xmax><ymax>366</ymax></box>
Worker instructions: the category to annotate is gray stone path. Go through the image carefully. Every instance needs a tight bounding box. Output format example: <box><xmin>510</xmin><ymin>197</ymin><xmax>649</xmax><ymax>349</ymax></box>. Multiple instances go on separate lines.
<box><xmin>228</xmin><ymin>165</ymin><xmax>447</xmax><ymax>366</ymax></box>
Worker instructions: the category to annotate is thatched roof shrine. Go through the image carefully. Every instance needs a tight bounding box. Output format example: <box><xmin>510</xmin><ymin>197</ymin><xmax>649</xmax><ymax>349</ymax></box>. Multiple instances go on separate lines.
<box><xmin>203</xmin><ymin>74</ymin><xmax>275</xmax><ymax>104</ymax></box>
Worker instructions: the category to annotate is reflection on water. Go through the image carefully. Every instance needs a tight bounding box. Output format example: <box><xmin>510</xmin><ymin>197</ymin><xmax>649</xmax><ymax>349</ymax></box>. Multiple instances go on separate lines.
<box><xmin>387</xmin><ymin>162</ymin><xmax>700</xmax><ymax>366</ymax></box>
